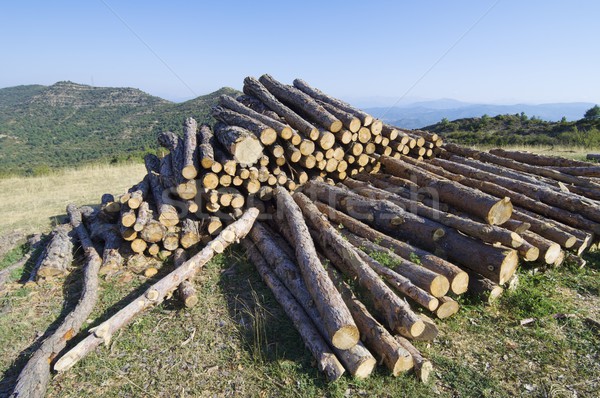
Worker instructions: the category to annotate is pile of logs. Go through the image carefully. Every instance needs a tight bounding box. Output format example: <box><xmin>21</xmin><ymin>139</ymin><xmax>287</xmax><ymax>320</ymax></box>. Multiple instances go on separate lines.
<box><xmin>11</xmin><ymin>75</ymin><xmax>600</xmax><ymax>396</ymax></box>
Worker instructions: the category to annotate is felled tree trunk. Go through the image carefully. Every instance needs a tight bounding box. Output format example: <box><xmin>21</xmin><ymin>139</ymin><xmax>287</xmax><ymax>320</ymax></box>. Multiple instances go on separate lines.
<box><xmin>54</xmin><ymin>208</ymin><xmax>259</xmax><ymax>373</ymax></box>
<box><xmin>273</xmin><ymin>187</ymin><xmax>359</xmax><ymax>350</ymax></box>
<box><xmin>213</xmin><ymin>121</ymin><xmax>264</xmax><ymax>166</ymax></box>
<box><xmin>489</xmin><ymin>148</ymin><xmax>596</xmax><ymax>168</ymax></box>
<box><xmin>173</xmin><ymin>249</ymin><xmax>198</xmax><ymax>308</ymax></box>
<box><xmin>30</xmin><ymin>224</ymin><xmax>74</xmax><ymax>281</ymax></box>
<box><xmin>395</xmin><ymin>336</ymin><xmax>433</xmax><ymax>383</ymax></box>
<box><xmin>212</xmin><ymin>106</ymin><xmax>277</xmax><ymax>146</ymax></box>
<box><xmin>242</xmin><ymin>239</ymin><xmax>346</xmax><ymax>381</ymax></box>
<box><xmin>10</xmin><ymin>205</ymin><xmax>101</xmax><ymax>398</ymax></box>
<box><xmin>181</xmin><ymin>117</ymin><xmax>199</xmax><ymax>179</ymax></box>
<box><xmin>82</xmin><ymin>207</ymin><xmax>124</xmax><ymax>275</ymax></box>
<box><xmin>197</xmin><ymin>124</ymin><xmax>216</xmax><ymax>170</ymax></box>
<box><xmin>294</xmin><ymin>192</ymin><xmax>424</xmax><ymax>338</ymax></box>
<box><xmin>314</xmin><ymin>201</ymin><xmax>469</xmax><ymax>294</ymax></box>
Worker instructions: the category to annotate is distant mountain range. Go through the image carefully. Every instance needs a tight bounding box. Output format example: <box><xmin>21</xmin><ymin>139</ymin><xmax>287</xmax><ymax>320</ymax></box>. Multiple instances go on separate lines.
<box><xmin>0</xmin><ymin>81</ymin><xmax>596</xmax><ymax>175</ymax></box>
<box><xmin>365</xmin><ymin>100</ymin><xmax>596</xmax><ymax>129</ymax></box>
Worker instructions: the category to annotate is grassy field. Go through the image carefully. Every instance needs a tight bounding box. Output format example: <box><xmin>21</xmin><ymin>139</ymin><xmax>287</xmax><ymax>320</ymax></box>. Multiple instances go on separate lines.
<box><xmin>0</xmin><ymin>163</ymin><xmax>146</xmax><ymax>236</ymax></box>
<box><xmin>0</xmin><ymin>154</ymin><xmax>598</xmax><ymax>397</ymax></box>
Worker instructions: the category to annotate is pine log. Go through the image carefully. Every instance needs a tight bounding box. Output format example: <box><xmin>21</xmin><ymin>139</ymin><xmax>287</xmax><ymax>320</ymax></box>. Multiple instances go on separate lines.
<box><xmin>436</xmin><ymin>296</ymin><xmax>459</xmax><ymax>319</ymax></box>
<box><xmin>294</xmin><ymin>192</ymin><xmax>425</xmax><ymax>338</ymax></box>
<box><xmin>344</xmin><ymin>178</ymin><xmax>524</xmax><ymax>248</ymax></box>
<box><xmin>395</xmin><ymin>336</ymin><xmax>433</xmax><ymax>383</ymax></box>
<box><xmin>412</xmin><ymin>155</ymin><xmax>600</xmax><ymax>235</ymax></box>
<box><xmin>213</xmin><ymin>121</ymin><xmax>264</xmax><ymax>166</ymax></box>
<box><xmin>120</xmin><ymin>204</ymin><xmax>136</xmax><ymax>228</ymax></box>
<box><xmin>344</xmin><ymin>232</ymin><xmax>448</xmax><ymax>300</ymax></box>
<box><xmin>243</xmin><ymin>76</ymin><xmax>319</xmax><ymax>139</ymax></box>
<box><xmin>162</xmin><ymin>226</ymin><xmax>180</xmax><ymax>251</ymax></box>
<box><xmin>521</xmin><ymin>231</ymin><xmax>562</xmax><ymax>265</ymax></box>
<box><xmin>273</xmin><ymin>187</ymin><xmax>359</xmax><ymax>349</ymax></box>
<box><xmin>158</xmin><ymin>131</ymin><xmax>185</xmax><ymax>184</ymax></box>
<box><xmin>412</xmin><ymin>314</ymin><xmax>439</xmax><ymax>342</ymax></box>
<box><xmin>219</xmin><ymin>94</ymin><xmax>294</xmax><ymax>140</ymax></box>
<box><xmin>133</xmin><ymin>201</ymin><xmax>153</xmax><ymax>232</ymax></box>
<box><xmin>242</xmin><ymin>240</ymin><xmax>346</xmax><ymax>381</ymax></box>
<box><xmin>82</xmin><ymin>209</ymin><xmax>124</xmax><ymax>275</ymax></box>
<box><xmin>147</xmin><ymin>171</ymin><xmax>179</xmax><ymax>227</ymax></box>
<box><xmin>431</xmin><ymin>156</ymin><xmax>600</xmax><ymax>223</ymax></box>
<box><xmin>139</xmin><ymin>220</ymin><xmax>167</xmax><ymax>244</ymax></box>
<box><xmin>197</xmin><ymin>124</ymin><xmax>216</xmax><ymax>169</ymax></box>
<box><xmin>212</xmin><ymin>105</ymin><xmax>277</xmax><ymax>146</ymax></box>
<box><xmin>172</xmin><ymin>249</ymin><xmax>199</xmax><ymax>308</ymax></box>
<box><xmin>54</xmin><ymin>208</ymin><xmax>259</xmax><ymax>373</ymax></box>
<box><xmin>249</xmin><ymin>223</ymin><xmax>376</xmax><ymax>378</ymax></box>
<box><xmin>316</xmin><ymin>100</ymin><xmax>361</xmax><ymax>133</ymax></box>
<box><xmin>467</xmin><ymin>271</ymin><xmax>504</xmax><ymax>304</ymax></box>
<box><xmin>127</xmin><ymin>175</ymin><xmax>150</xmax><ymax>209</ymax></box>
<box><xmin>380</xmin><ymin>156</ymin><xmax>513</xmax><ymax>225</ymax></box>
<box><xmin>31</xmin><ymin>224</ymin><xmax>74</xmax><ymax>280</ymax></box>
<box><xmin>11</xmin><ymin>205</ymin><xmax>101</xmax><ymax>398</ymax></box>
<box><xmin>180</xmin><ymin>117</ymin><xmax>199</xmax><ymax>179</ymax></box>
<box><xmin>490</xmin><ymin>148</ymin><xmax>595</xmax><ymax>168</ymax></box>
<box><xmin>130</xmin><ymin>238</ymin><xmax>147</xmax><ymax>254</ymax></box>
<box><xmin>144</xmin><ymin>153</ymin><xmax>160</xmax><ymax>174</ymax></box>
<box><xmin>314</xmin><ymin>201</ymin><xmax>469</xmax><ymax>294</ymax></box>
<box><xmin>304</xmin><ymin>181</ymin><xmax>518</xmax><ymax>284</ymax></box>
<box><xmin>293</xmin><ymin>78</ymin><xmax>373</xmax><ymax>126</ymax></box>
<box><xmin>259</xmin><ymin>74</ymin><xmax>342</xmax><ymax>132</ymax></box>
<box><xmin>180</xmin><ymin>219</ymin><xmax>203</xmax><ymax>249</ymax></box>
<box><xmin>326</xmin><ymin>265</ymin><xmax>414</xmax><ymax>376</ymax></box>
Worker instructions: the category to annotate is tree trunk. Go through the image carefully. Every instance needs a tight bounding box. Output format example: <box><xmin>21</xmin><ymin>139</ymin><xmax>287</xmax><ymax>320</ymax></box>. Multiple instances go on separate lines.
<box><xmin>213</xmin><ymin>121</ymin><xmax>264</xmax><ymax>166</ymax></box>
<box><xmin>212</xmin><ymin>106</ymin><xmax>277</xmax><ymax>146</ymax></box>
<box><xmin>521</xmin><ymin>231</ymin><xmax>562</xmax><ymax>265</ymax></box>
<box><xmin>293</xmin><ymin>78</ymin><xmax>373</xmax><ymax>127</ymax></box>
<box><xmin>259</xmin><ymin>74</ymin><xmax>342</xmax><ymax>133</ymax></box>
<box><xmin>158</xmin><ymin>131</ymin><xmax>185</xmax><ymax>184</ymax></box>
<box><xmin>243</xmin><ymin>76</ymin><xmax>319</xmax><ymax>139</ymax></box>
<box><xmin>219</xmin><ymin>94</ymin><xmax>294</xmax><ymax>140</ymax></box>
<box><xmin>82</xmin><ymin>209</ymin><xmax>124</xmax><ymax>276</ymax></box>
<box><xmin>180</xmin><ymin>219</ymin><xmax>203</xmax><ymax>249</ymax></box>
<box><xmin>241</xmin><ymin>239</ymin><xmax>346</xmax><ymax>381</ymax></box>
<box><xmin>32</xmin><ymin>224</ymin><xmax>74</xmax><ymax>280</ymax></box>
<box><xmin>54</xmin><ymin>208</ymin><xmax>259</xmax><ymax>373</ymax></box>
<box><xmin>11</xmin><ymin>205</ymin><xmax>101</xmax><ymax>398</ymax></box>
<box><xmin>314</xmin><ymin>201</ymin><xmax>469</xmax><ymax>294</ymax></box>
<box><xmin>304</xmin><ymin>181</ymin><xmax>518</xmax><ymax>284</ymax></box>
<box><xmin>248</xmin><ymin>223</ymin><xmax>376</xmax><ymax>378</ymax></box>
<box><xmin>180</xmin><ymin>117</ymin><xmax>199</xmax><ymax>179</ymax></box>
<box><xmin>197</xmin><ymin>124</ymin><xmax>216</xmax><ymax>169</ymax></box>
<box><xmin>490</xmin><ymin>148</ymin><xmax>596</xmax><ymax>168</ymax></box>
<box><xmin>326</xmin><ymin>266</ymin><xmax>414</xmax><ymax>376</ymax></box>
<box><xmin>430</xmin><ymin>156</ymin><xmax>600</xmax><ymax>224</ymax></box>
<box><xmin>294</xmin><ymin>192</ymin><xmax>425</xmax><ymax>338</ymax></box>
<box><xmin>435</xmin><ymin>296</ymin><xmax>459</xmax><ymax>319</ymax></box>
<box><xmin>344</xmin><ymin>178</ymin><xmax>524</xmax><ymax>248</ymax></box>
<box><xmin>395</xmin><ymin>336</ymin><xmax>433</xmax><ymax>383</ymax></box>
<box><xmin>316</xmin><ymin>100</ymin><xmax>361</xmax><ymax>132</ymax></box>
<box><xmin>127</xmin><ymin>175</ymin><xmax>150</xmax><ymax>210</ymax></box>
<box><xmin>162</xmin><ymin>226</ymin><xmax>180</xmax><ymax>251</ymax></box>
<box><xmin>146</xmin><ymin>171</ymin><xmax>179</xmax><ymax>227</ymax></box>
<box><xmin>344</xmin><ymin>232</ymin><xmax>448</xmax><ymax>299</ymax></box>
<box><xmin>139</xmin><ymin>220</ymin><xmax>167</xmax><ymax>244</ymax></box>
<box><xmin>273</xmin><ymin>187</ymin><xmax>359</xmax><ymax>350</ymax></box>
<box><xmin>133</xmin><ymin>201</ymin><xmax>153</xmax><ymax>232</ymax></box>
<box><xmin>467</xmin><ymin>271</ymin><xmax>504</xmax><ymax>304</ymax></box>
<box><xmin>380</xmin><ymin>156</ymin><xmax>513</xmax><ymax>225</ymax></box>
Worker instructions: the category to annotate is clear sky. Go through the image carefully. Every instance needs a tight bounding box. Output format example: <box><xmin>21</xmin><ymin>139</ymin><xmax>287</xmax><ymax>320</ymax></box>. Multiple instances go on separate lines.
<box><xmin>1</xmin><ymin>0</ymin><xmax>599</xmax><ymax>105</ymax></box>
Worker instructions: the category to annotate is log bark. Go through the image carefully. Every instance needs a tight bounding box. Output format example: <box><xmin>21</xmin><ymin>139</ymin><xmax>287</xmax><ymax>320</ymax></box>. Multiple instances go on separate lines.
<box><xmin>316</xmin><ymin>100</ymin><xmax>361</xmax><ymax>132</ymax></box>
<box><xmin>303</xmin><ymin>181</ymin><xmax>518</xmax><ymax>284</ymax></box>
<box><xmin>242</xmin><ymin>239</ymin><xmax>346</xmax><ymax>381</ymax></box>
<box><xmin>29</xmin><ymin>224</ymin><xmax>74</xmax><ymax>281</ymax></box>
<box><xmin>172</xmin><ymin>249</ymin><xmax>199</xmax><ymax>308</ymax></box>
<box><xmin>212</xmin><ymin>106</ymin><xmax>277</xmax><ymax>146</ymax></box>
<box><xmin>467</xmin><ymin>271</ymin><xmax>504</xmax><ymax>304</ymax></box>
<box><xmin>146</xmin><ymin>170</ymin><xmax>179</xmax><ymax>227</ymax></box>
<box><xmin>213</xmin><ymin>121</ymin><xmax>264</xmax><ymax>166</ymax></box>
<box><xmin>259</xmin><ymin>74</ymin><xmax>342</xmax><ymax>132</ymax></box>
<box><xmin>551</xmin><ymin>165</ymin><xmax>600</xmax><ymax>178</ymax></box>
<box><xmin>314</xmin><ymin>201</ymin><xmax>469</xmax><ymax>294</ymax></box>
<box><xmin>326</xmin><ymin>265</ymin><xmax>414</xmax><ymax>376</ymax></box>
<box><xmin>181</xmin><ymin>117</ymin><xmax>199</xmax><ymax>179</ymax></box>
<box><xmin>294</xmin><ymin>192</ymin><xmax>425</xmax><ymax>338</ymax></box>
<box><xmin>127</xmin><ymin>175</ymin><xmax>150</xmax><ymax>210</ymax></box>
<box><xmin>344</xmin><ymin>178</ymin><xmax>524</xmax><ymax>248</ymax></box>
<box><xmin>139</xmin><ymin>220</ymin><xmax>167</xmax><ymax>244</ymax></box>
<box><xmin>197</xmin><ymin>124</ymin><xmax>216</xmax><ymax>169</ymax></box>
<box><xmin>273</xmin><ymin>187</ymin><xmax>359</xmax><ymax>350</ymax></box>
<box><xmin>490</xmin><ymin>148</ymin><xmax>595</xmax><ymax>168</ymax></box>
<box><xmin>219</xmin><ymin>94</ymin><xmax>294</xmax><ymax>140</ymax></box>
<box><xmin>243</xmin><ymin>76</ymin><xmax>319</xmax><ymax>139</ymax></box>
<box><xmin>133</xmin><ymin>201</ymin><xmax>153</xmax><ymax>232</ymax></box>
<box><xmin>380</xmin><ymin>156</ymin><xmax>513</xmax><ymax>225</ymax></box>
<box><xmin>180</xmin><ymin>219</ymin><xmax>203</xmax><ymax>249</ymax></box>
<box><xmin>415</xmin><ymin>156</ymin><xmax>600</xmax><ymax>235</ymax></box>
<box><xmin>395</xmin><ymin>336</ymin><xmax>433</xmax><ymax>383</ymax></box>
<box><xmin>436</xmin><ymin>296</ymin><xmax>459</xmax><ymax>319</ymax></box>
<box><xmin>587</xmin><ymin>154</ymin><xmax>600</xmax><ymax>162</ymax></box>
<box><xmin>82</xmin><ymin>209</ymin><xmax>124</xmax><ymax>275</ymax></box>
<box><xmin>293</xmin><ymin>78</ymin><xmax>373</xmax><ymax>126</ymax></box>
<box><xmin>10</xmin><ymin>205</ymin><xmax>101</xmax><ymax>398</ymax></box>
<box><xmin>54</xmin><ymin>208</ymin><xmax>259</xmax><ymax>373</ymax></box>
<box><xmin>248</xmin><ymin>223</ymin><xmax>376</xmax><ymax>378</ymax></box>
<box><xmin>158</xmin><ymin>131</ymin><xmax>185</xmax><ymax>184</ymax></box>
<box><xmin>521</xmin><ymin>230</ymin><xmax>562</xmax><ymax>265</ymax></box>
<box><xmin>430</xmin><ymin>156</ymin><xmax>600</xmax><ymax>224</ymax></box>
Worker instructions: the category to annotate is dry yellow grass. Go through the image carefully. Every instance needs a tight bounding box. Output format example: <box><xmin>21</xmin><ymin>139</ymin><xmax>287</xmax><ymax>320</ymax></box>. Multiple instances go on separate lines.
<box><xmin>0</xmin><ymin>162</ymin><xmax>146</xmax><ymax>235</ymax></box>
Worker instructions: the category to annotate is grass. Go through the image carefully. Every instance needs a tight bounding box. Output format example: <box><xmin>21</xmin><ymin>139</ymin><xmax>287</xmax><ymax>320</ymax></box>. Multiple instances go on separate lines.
<box><xmin>0</xmin><ymin>162</ymin><xmax>146</xmax><ymax>235</ymax></box>
<box><xmin>0</xmin><ymin>162</ymin><xmax>598</xmax><ymax>397</ymax></box>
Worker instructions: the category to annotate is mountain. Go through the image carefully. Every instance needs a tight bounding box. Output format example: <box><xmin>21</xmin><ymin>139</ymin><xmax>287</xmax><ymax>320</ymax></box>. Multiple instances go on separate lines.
<box><xmin>365</xmin><ymin>101</ymin><xmax>596</xmax><ymax>129</ymax></box>
<box><xmin>0</xmin><ymin>82</ymin><xmax>239</xmax><ymax>175</ymax></box>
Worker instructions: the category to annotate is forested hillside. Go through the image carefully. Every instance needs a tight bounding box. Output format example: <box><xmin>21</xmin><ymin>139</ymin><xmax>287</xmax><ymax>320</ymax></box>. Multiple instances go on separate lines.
<box><xmin>0</xmin><ymin>81</ymin><xmax>239</xmax><ymax>175</ymax></box>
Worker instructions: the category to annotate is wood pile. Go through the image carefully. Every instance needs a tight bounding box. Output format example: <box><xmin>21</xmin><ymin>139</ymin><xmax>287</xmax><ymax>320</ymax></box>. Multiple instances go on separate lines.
<box><xmin>10</xmin><ymin>74</ymin><xmax>600</xmax><ymax>396</ymax></box>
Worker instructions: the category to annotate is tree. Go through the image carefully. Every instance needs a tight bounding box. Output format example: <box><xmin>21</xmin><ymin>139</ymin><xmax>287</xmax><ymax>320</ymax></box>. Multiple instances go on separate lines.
<box><xmin>584</xmin><ymin>105</ymin><xmax>600</xmax><ymax>120</ymax></box>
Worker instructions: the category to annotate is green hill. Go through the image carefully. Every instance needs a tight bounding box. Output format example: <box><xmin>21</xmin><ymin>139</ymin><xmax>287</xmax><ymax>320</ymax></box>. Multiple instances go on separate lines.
<box><xmin>424</xmin><ymin>111</ymin><xmax>600</xmax><ymax>147</ymax></box>
<box><xmin>0</xmin><ymin>81</ymin><xmax>239</xmax><ymax>176</ymax></box>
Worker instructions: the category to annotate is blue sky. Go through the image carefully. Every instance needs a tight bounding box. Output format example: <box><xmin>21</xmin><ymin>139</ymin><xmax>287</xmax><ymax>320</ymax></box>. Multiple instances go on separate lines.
<box><xmin>1</xmin><ymin>1</ymin><xmax>599</xmax><ymax>104</ymax></box>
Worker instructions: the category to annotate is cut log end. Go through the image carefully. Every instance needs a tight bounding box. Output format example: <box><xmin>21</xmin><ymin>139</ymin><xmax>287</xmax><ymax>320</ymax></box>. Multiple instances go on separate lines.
<box><xmin>487</xmin><ymin>198</ymin><xmax>513</xmax><ymax>225</ymax></box>
<box><xmin>564</xmin><ymin>236</ymin><xmax>577</xmax><ymax>249</ymax></box>
<box><xmin>498</xmin><ymin>250</ymin><xmax>519</xmax><ymax>285</ymax></box>
<box><xmin>260</xmin><ymin>128</ymin><xmax>278</xmax><ymax>146</ymax></box>
<box><xmin>409</xmin><ymin>319</ymin><xmax>426</xmax><ymax>339</ymax></box>
<box><xmin>329</xmin><ymin>120</ymin><xmax>343</xmax><ymax>133</ymax></box>
<box><xmin>352</xmin><ymin>356</ymin><xmax>378</xmax><ymax>379</ymax></box>
<box><xmin>436</xmin><ymin>297</ymin><xmax>459</xmax><ymax>319</ymax></box>
<box><xmin>418</xmin><ymin>360</ymin><xmax>433</xmax><ymax>383</ymax></box>
<box><xmin>331</xmin><ymin>325</ymin><xmax>360</xmax><ymax>350</ymax></box>
<box><xmin>543</xmin><ymin>243</ymin><xmax>563</xmax><ymax>265</ymax></box>
<box><xmin>159</xmin><ymin>213</ymin><xmax>179</xmax><ymax>227</ymax></box>
<box><xmin>392</xmin><ymin>352</ymin><xmax>415</xmax><ymax>376</ymax></box>
<box><xmin>450</xmin><ymin>272</ymin><xmax>470</xmax><ymax>295</ymax></box>
<box><xmin>430</xmin><ymin>275</ymin><xmax>450</xmax><ymax>298</ymax></box>
<box><xmin>520</xmin><ymin>245</ymin><xmax>540</xmax><ymax>262</ymax></box>
<box><xmin>235</xmin><ymin>138</ymin><xmax>264</xmax><ymax>166</ymax></box>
